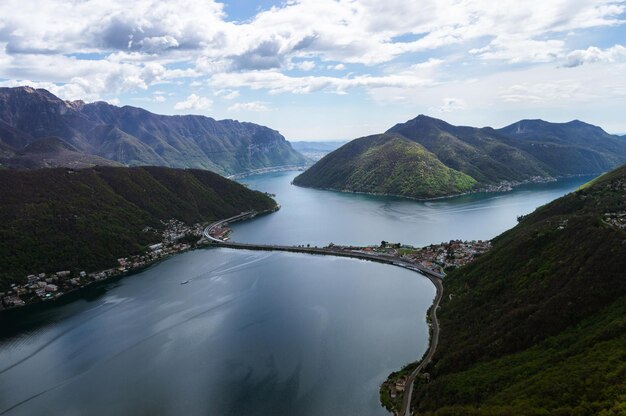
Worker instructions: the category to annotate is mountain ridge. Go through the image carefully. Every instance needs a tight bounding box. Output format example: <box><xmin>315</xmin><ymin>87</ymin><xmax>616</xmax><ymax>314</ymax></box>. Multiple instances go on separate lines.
<box><xmin>0</xmin><ymin>86</ymin><xmax>308</xmax><ymax>175</ymax></box>
<box><xmin>295</xmin><ymin>114</ymin><xmax>626</xmax><ymax>199</ymax></box>
<box><xmin>293</xmin><ymin>133</ymin><xmax>477</xmax><ymax>199</ymax></box>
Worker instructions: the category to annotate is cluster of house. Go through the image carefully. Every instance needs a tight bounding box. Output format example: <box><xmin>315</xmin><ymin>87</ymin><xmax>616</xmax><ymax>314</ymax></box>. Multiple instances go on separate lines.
<box><xmin>160</xmin><ymin>219</ymin><xmax>205</xmax><ymax>243</ymax></box>
<box><xmin>208</xmin><ymin>223</ymin><xmax>231</xmax><ymax>241</ymax></box>
<box><xmin>330</xmin><ymin>239</ymin><xmax>491</xmax><ymax>274</ymax></box>
<box><xmin>1</xmin><ymin>271</ymin><xmax>73</xmax><ymax>308</ymax></box>
<box><xmin>479</xmin><ymin>176</ymin><xmax>556</xmax><ymax>194</ymax></box>
<box><xmin>604</xmin><ymin>212</ymin><xmax>626</xmax><ymax>229</ymax></box>
<box><xmin>389</xmin><ymin>376</ymin><xmax>406</xmax><ymax>400</ymax></box>
<box><xmin>1</xmin><ymin>219</ymin><xmax>207</xmax><ymax>310</ymax></box>
<box><xmin>114</xmin><ymin>219</ymin><xmax>205</xmax><ymax>272</ymax></box>
<box><xmin>403</xmin><ymin>239</ymin><xmax>492</xmax><ymax>270</ymax></box>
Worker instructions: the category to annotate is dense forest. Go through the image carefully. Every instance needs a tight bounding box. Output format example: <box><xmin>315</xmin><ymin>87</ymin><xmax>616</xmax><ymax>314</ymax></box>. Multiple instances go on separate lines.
<box><xmin>293</xmin><ymin>134</ymin><xmax>477</xmax><ymax>199</ymax></box>
<box><xmin>406</xmin><ymin>164</ymin><xmax>626</xmax><ymax>415</ymax></box>
<box><xmin>0</xmin><ymin>166</ymin><xmax>276</xmax><ymax>289</ymax></box>
<box><xmin>296</xmin><ymin>115</ymin><xmax>626</xmax><ymax>199</ymax></box>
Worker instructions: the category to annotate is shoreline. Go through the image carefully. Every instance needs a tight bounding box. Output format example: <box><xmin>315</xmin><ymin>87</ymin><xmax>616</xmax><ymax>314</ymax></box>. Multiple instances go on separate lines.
<box><xmin>203</xmin><ymin>214</ymin><xmax>446</xmax><ymax>416</ymax></box>
<box><xmin>0</xmin><ymin>207</ymin><xmax>280</xmax><ymax>314</ymax></box>
<box><xmin>226</xmin><ymin>164</ymin><xmax>310</xmax><ymax>180</ymax></box>
<box><xmin>3</xmin><ymin>207</ymin><xmax>449</xmax><ymax>416</ymax></box>
<box><xmin>292</xmin><ymin>173</ymin><xmax>597</xmax><ymax>202</ymax></box>
<box><xmin>0</xmin><ymin>246</ymin><xmax>196</xmax><ymax>315</ymax></box>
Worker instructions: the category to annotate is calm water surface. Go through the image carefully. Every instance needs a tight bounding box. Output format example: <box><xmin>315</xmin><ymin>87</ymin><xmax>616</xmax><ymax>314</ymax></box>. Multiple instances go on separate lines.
<box><xmin>0</xmin><ymin>249</ymin><xmax>433</xmax><ymax>416</ymax></box>
<box><xmin>0</xmin><ymin>170</ymin><xmax>596</xmax><ymax>415</ymax></box>
<box><xmin>232</xmin><ymin>171</ymin><xmax>594</xmax><ymax>246</ymax></box>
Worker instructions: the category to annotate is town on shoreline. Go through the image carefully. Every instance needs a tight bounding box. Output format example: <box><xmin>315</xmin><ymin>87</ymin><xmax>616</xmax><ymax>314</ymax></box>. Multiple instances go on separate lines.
<box><xmin>1</xmin><ymin>214</ymin><xmax>491</xmax><ymax>312</ymax></box>
<box><xmin>0</xmin><ymin>219</ymin><xmax>206</xmax><ymax>310</ymax></box>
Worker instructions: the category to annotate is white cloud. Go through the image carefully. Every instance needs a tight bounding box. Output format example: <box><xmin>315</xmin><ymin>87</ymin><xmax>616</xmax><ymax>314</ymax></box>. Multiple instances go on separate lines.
<box><xmin>174</xmin><ymin>94</ymin><xmax>212</xmax><ymax>111</ymax></box>
<box><xmin>228</xmin><ymin>101</ymin><xmax>270</xmax><ymax>112</ymax></box>
<box><xmin>0</xmin><ymin>45</ymin><xmax>198</xmax><ymax>101</ymax></box>
<box><xmin>329</xmin><ymin>64</ymin><xmax>345</xmax><ymax>70</ymax></box>
<box><xmin>564</xmin><ymin>44</ymin><xmax>626</xmax><ymax>67</ymax></box>
<box><xmin>294</xmin><ymin>60</ymin><xmax>316</xmax><ymax>71</ymax></box>
<box><xmin>0</xmin><ymin>0</ymin><xmax>622</xmax><ymax>77</ymax></box>
<box><xmin>0</xmin><ymin>0</ymin><xmax>228</xmax><ymax>55</ymax></box>
<box><xmin>369</xmin><ymin>61</ymin><xmax>626</xmax><ymax>111</ymax></box>
<box><xmin>153</xmin><ymin>95</ymin><xmax>166</xmax><ymax>102</ymax></box>
<box><xmin>499</xmin><ymin>81</ymin><xmax>584</xmax><ymax>103</ymax></box>
<box><xmin>0</xmin><ymin>0</ymin><xmax>625</xmax><ymax>133</ymax></box>
<box><xmin>209</xmin><ymin>70</ymin><xmax>433</xmax><ymax>95</ymax></box>
<box><xmin>430</xmin><ymin>97</ymin><xmax>466</xmax><ymax>112</ymax></box>
<box><xmin>411</xmin><ymin>58</ymin><xmax>444</xmax><ymax>69</ymax></box>
<box><xmin>214</xmin><ymin>89</ymin><xmax>240</xmax><ymax>99</ymax></box>
<box><xmin>470</xmin><ymin>36</ymin><xmax>565</xmax><ymax>63</ymax></box>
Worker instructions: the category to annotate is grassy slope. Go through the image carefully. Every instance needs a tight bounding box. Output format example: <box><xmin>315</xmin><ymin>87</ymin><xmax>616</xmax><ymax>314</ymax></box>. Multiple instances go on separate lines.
<box><xmin>0</xmin><ymin>166</ymin><xmax>276</xmax><ymax>289</ymax></box>
<box><xmin>293</xmin><ymin>134</ymin><xmax>477</xmax><ymax>199</ymax></box>
<box><xmin>410</xmin><ymin>164</ymin><xmax>626</xmax><ymax>415</ymax></box>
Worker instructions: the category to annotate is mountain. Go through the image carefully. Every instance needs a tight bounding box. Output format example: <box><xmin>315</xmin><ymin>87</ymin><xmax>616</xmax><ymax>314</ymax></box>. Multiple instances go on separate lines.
<box><xmin>497</xmin><ymin>119</ymin><xmax>626</xmax><ymax>175</ymax></box>
<box><xmin>295</xmin><ymin>115</ymin><xmax>626</xmax><ymax>199</ymax></box>
<box><xmin>401</xmin><ymin>164</ymin><xmax>626</xmax><ymax>414</ymax></box>
<box><xmin>0</xmin><ymin>166</ymin><xmax>277</xmax><ymax>289</ymax></box>
<box><xmin>0</xmin><ymin>86</ymin><xmax>307</xmax><ymax>175</ymax></box>
<box><xmin>386</xmin><ymin>115</ymin><xmax>553</xmax><ymax>183</ymax></box>
<box><xmin>293</xmin><ymin>134</ymin><xmax>477</xmax><ymax>199</ymax></box>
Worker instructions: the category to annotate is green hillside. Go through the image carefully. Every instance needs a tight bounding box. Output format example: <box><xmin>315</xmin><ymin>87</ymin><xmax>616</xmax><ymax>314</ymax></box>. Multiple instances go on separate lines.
<box><xmin>0</xmin><ymin>166</ymin><xmax>276</xmax><ymax>289</ymax></box>
<box><xmin>296</xmin><ymin>115</ymin><xmax>626</xmax><ymax>200</ymax></box>
<box><xmin>386</xmin><ymin>115</ymin><xmax>553</xmax><ymax>183</ymax></box>
<box><xmin>403</xmin><ymin>164</ymin><xmax>626</xmax><ymax>415</ymax></box>
<box><xmin>293</xmin><ymin>134</ymin><xmax>477</xmax><ymax>199</ymax></box>
<box><xmin>497</xmin><ymin>119</ymin><xmax>626</xmax><ymax>175</ymax></box>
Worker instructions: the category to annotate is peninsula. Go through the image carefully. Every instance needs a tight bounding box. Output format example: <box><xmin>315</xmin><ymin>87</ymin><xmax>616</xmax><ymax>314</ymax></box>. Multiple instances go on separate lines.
<box><xmin>294</xmin><ymin>115</ymin><xmax>626</xmax><ymax>199</ymax></box>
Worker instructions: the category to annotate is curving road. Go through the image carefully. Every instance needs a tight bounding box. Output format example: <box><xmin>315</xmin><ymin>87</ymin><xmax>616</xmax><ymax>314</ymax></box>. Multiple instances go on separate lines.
<box><xmin>400</xmin><ymin>274</ymin><xmax>442</xmax><ymax>416</ymax></box>
<box><xmin>203</xmin><ymin>211</ymin><xmax>444</xmax><ymax>416</ymax></box>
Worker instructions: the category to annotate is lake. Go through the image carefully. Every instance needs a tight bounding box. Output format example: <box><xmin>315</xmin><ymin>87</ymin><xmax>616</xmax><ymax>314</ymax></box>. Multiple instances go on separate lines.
<box><xmin>232</xmin><ymin>171</ymin><xmax>594</xmax><ymax>246</ymax></box>
<box><xmin>0</xmin><ymin>249</ymin><xmax>433</xmax><ymax>416</ymax></box>
<box><xmin>0</xmin><ymin>171</ymin><xmax>594</xmax><ymax>415</ymax></box>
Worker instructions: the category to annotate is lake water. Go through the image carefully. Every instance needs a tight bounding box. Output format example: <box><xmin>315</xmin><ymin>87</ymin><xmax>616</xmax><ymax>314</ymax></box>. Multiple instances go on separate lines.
<box><xmin>0</xmin><ymin>171</ymin><xmax>594</xmax><ymax>415</ymax></box>
<box><xmin>232</xmin><ymin>171</ymin><xmax>594</xmax><ymax>246</ymax></box>
<box><xmin>0</xmin><ymin>249</ymin><xmax>433</xmax><ymax>416</ymax></box>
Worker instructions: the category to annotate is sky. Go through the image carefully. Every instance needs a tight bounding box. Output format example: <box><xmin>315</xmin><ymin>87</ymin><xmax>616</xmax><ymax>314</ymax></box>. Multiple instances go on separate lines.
<box><xmin>0</xmin><ymin>0</ymin><xmax>625</xmax><ymax>140</ymax></box>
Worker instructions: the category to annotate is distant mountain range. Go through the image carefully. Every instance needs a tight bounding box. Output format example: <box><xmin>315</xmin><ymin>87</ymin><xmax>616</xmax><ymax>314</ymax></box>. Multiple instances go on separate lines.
<box><xmin>290</xmin><ymin>140</ymin><xmax>347</xmax><ymax>161</ymax></box>
<box><xmin>0</xmin><ymin>87</ymin><xmax>308</xmax><ymax>175</ymax></box>
<box><xmin>397</xmin><ymin>163</ymin><xmax>626</xmax><ymax>414</ymax></box>
<box><xmin>294</xmin><ymin>115</ymin><xmax>626</xmax><ymax>199</ymax></box>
